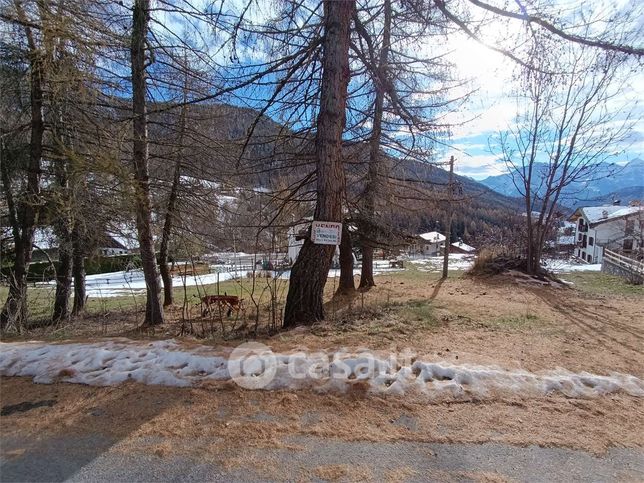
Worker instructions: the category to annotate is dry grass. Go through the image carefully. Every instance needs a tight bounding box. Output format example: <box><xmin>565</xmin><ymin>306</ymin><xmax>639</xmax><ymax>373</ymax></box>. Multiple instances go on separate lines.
<box><xmin>2</xmin><ymin>269</ymin><xmax>643</xmax><ymax>467</ymax></box>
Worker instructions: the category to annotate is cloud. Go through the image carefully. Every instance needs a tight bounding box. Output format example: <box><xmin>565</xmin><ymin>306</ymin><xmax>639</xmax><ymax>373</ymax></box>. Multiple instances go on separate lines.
<box><xmin>434</xmin><ymin>4</ymin><xmax>644</xmax><ymax>179</ymax></box>
<box><xmin>453</xmin><ymin>153</ymin><xmax>506</xmax><ymax>179</ymax></box>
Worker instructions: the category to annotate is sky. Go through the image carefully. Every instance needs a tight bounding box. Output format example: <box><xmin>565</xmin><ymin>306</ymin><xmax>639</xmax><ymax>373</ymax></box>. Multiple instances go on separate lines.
<box><xmin>149</xmin><ymin>0</ymin><xmax>644</xmax><ymax>182</ymax></box>
<box><xmin>436</xmin><ymin>1</ymin><xmax>644</xmax><ymax>181</ymax></box>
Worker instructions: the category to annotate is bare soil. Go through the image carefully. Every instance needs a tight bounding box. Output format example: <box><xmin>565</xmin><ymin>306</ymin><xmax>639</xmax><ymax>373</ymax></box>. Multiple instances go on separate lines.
<box><xmin>1</xmin><ymin>272</ymin><xmax>643</xmax><ymax>460</ymax></box>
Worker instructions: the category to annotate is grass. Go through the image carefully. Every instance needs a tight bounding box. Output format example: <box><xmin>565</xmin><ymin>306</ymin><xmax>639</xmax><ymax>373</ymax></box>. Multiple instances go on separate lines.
<box><xmin>0</xmin><ymin>275</ymin><xmax>286</xmax><ymax>327</ymax></box>
<box><xmin>398</xmin><ymin>299</ymin><xmax>438</xmax><ymax>328</ymax></box>
<box><xmin>559</xmin><ymin>272</ymin><xmax>644</xmax><ymax>296</ymax></box>
<box><xmin>1</xmin><ymin>267</ymin><xmax>636</xmax><ymax>340</ymax></box>
<box><xmin>0</xmin><ymin>261</ymin><xmax>463</xmax><ymax>324</ymax></box>
<box><xmin>489</xmin><ymin>313</ymin><xmax>540</xmax><ymax>328</ymax></box>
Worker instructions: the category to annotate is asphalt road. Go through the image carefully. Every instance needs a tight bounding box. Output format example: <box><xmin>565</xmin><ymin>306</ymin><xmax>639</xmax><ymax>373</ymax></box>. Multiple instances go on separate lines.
<box><xmin>2</xmin><ymin>432</ymin><xmax>643</xmax><ymax>482</ymax></box>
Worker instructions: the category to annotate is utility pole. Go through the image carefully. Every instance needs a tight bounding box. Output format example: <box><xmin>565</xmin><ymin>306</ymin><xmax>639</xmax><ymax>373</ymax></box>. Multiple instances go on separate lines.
<box><xmin>442</xmin><ymin>156</ymin><xmax>455</xmax><ymax>279</ymax></box>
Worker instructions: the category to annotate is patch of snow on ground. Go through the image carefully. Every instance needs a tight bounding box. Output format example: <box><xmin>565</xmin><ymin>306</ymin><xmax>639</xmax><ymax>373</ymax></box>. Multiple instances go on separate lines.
<box><xmin>35</xmin><ymin>269</ymin><xmax>245</xmax><ymax>298</ymax></box>
<box><xmin>409</xmin><ymin>254</ymin><xmax>475</xmax><ymax>272</ymax></box>
<box><xmin>1</xmin><ymin>340</ymin><xmax>642</xmax><ymax>400</ymax></box>
<box><xmin>542</xmin><ymin>259</ymin><xmax>602</xmax><ymax>273</ymax></box>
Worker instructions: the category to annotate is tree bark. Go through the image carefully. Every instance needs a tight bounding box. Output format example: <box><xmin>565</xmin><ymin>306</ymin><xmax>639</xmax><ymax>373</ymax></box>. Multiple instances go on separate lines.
<box><xmin>336</xmin><ymin>224</ymin><xmax>355</xmax><ymax>294</ymax></box>
<box><xmin>159</xmin><ymin>160</ymin><xmax>180</xmax><ymax>306</ymax></box>
<box><xmin>159</xmin><ymin>67</ymin><xmax>188</xmax><ymax>307</ymax></box>
<box><xmin>283</xmin><ymin>0</ymin><xmax>354</xmax><ymax>328</ymax></box>
<box><xmin>359</xmin><ymin>0</ymin><xmax>390</xmax><ymax>289</ymax></box>
<box><xmin>131</xmin><ymin>0</ymin><xmax>164</xmax><ymax>326</ymax></box>
<box><xmin>53</xmin><ymin>243</ymin><xmax>72</xmax><ymax>322</ymax></box>
<box><xmin>442</xmin><ymin>156</ymin><xmax>454</xmax><ymax>279</ymax></box>
<box><xmin>1</xmin><ymin>4</ymin><xmax>43</xmax><ymax>331</ymax></box>
<box><xmin>52</xmin><ymin>155</ymin><xmax>73</xmax><ymax>323</ymax></box>
<box><xmin>71</xmin><ymin>227</ymin><xmax>86</xmax><ymax>316</ymax></box>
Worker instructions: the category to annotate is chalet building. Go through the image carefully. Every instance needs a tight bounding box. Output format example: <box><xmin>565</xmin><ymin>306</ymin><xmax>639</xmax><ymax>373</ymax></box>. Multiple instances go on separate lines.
<box><xmin>569</xmin><ymin>204</ymin><xmax>643</xmax><ymax>264</ymax></box>
<box><xmin>98</xmin><ymin>237</ymin><xmax>129</xmax><ymax>257</ymax></box>
<box><xmin>286</xmin><ymin>219</ymin><xmax>354</xmax><ymax>267</ymax></box>
<box><xmin>409</xmin><ymin>231</ymin><xmax>446</xmax><ymax>257</ymax></box>
<box><xmin>450</xmin><ymin>241</ymin><xmax>476</xmax><ymax>254</ymax></box>
<box><xmin>286</xmin><ymin>221</ymin><xmax>309</xmax><ymax>264</ymax></box>
<box><xmin>11</xmin><ymin>228</ymin><xmax>133</xmax><ymax>262</ymax></box>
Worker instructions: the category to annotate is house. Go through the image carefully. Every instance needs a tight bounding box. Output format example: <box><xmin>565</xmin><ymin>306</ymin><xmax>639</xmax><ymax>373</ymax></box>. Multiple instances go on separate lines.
<box><xmin>286</xmin><ymin>219</ymin><xmax>347</xmax><ymax>267</ymax></box>
<box><xmin>568</xmin><ymin>204</ymin><xmax>643</xmax><ymax>263</ymax></box>
<box><xmin>409</xmin><ymin>231</ymin><xmax>446</xmax><ymax>257</ymax></box>
<box><xmin>2</xmin><ymin>227</ymin><xmax>133</xmax><ymax>262</ymax></box>
<box><xmin>98</xmin><ymin>236</ymin><xmax>129</xmax><ymax>257</ymax></box>
<box><xmin>450</xmin><ymin>241</ymin><xmax>476</xmax><ymax>254</ymax></box>
<box><xmin>286</xmin><ymin>220</ymin><xmax>310</xmax><ymax>264</ymax></box>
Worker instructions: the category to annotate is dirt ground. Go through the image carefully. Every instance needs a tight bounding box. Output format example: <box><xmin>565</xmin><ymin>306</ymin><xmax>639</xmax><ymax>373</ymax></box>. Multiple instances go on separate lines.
<box><xmin>4</xmin><ymin>270</ymin><xmax>643</xmax><ymax>377</ymax></box>
<box><xmin>1</xmin><ymin>271</ymin><xmax>643</xmax><ymax>470</ymax></box>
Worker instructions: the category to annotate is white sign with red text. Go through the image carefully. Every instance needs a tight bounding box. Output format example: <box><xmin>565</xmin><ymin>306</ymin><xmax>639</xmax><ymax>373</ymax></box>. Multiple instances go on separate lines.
<box><xmin>311</xmin><ymin>221</ymin><xmax>342</xmax><ymax>246</ymax></box>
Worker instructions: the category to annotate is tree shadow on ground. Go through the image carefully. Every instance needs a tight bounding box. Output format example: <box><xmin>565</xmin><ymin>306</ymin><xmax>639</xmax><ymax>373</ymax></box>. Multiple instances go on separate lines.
<box><xmin>530</xmin><ymin>289</ymin><xmax>643</xmax><ymax>356</ymax></box>
<box><xmin>0</xmin><ymin>378</ymin><xmax>178</xmax><ymax>482</ymax></box>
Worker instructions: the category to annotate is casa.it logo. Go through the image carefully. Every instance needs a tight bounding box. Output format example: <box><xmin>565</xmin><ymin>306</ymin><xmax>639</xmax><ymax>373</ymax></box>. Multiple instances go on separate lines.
<box><xmin>228</xmin><ymin>342</ymin><xmax>277</xmax><ymax>389</ymax></box>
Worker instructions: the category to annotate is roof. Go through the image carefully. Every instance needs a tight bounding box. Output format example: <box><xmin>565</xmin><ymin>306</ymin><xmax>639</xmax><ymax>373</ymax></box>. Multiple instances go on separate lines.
<box><xmin>418</xmin><ymin>231</ymin><xmax>445</xmax><ymax>243</ymax></box>
<box><xmin>451</xmin><ymin>241</ymin><xmax>476</xmax><ymax>252</ymax></box>
<box><xmin>99</xmin><ymin>235</ymin><xmax>129</xmax><ymax>250</ymax></box>
<box><xmin>570</xmin><ymin>206</ymin><xmax>643</xmax><ymax>226</ymax></box>
<box><xmin>105</xmin><ymin>230</ymin><xmax>139</xmax><ymax>250</ymax></box>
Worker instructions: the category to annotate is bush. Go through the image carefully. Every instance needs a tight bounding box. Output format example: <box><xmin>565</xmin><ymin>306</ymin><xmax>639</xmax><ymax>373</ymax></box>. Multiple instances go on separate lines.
<box><xmin>468</xmin><ymin>249</ymin><xmax>528</xmax><ymax>276</ymax></box>
<box><xmin>1</xmin><ymin>254</ymin><xmax>142</xmax><ymax>282</ymax></box>
<box><xmin>85</xmin><ymin>254</ymin><xmax>142</xmax><ymax>275</ymax></box>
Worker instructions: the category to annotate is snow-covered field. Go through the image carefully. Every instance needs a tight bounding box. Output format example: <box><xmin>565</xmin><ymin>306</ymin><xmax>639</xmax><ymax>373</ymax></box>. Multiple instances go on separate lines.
<box><xmin>33</xmin><ymin>259</ymin><xmax>406</xmax><ymax>298</ymax></box>
<box><xmin>409</xmin><ymin>254</ymin><xmax>476</xmax><ymax>272</ymax></box>
<box><xmin>1</xmin><ymin>340</ymin><xmax>642</xmax><ymax>400</ymax></box>
<box><xmin>36</xmin><ymin>269</ymin><xmax>246</xmax><ymax>298</ymax></box>
<box><xmin>32</xmin><ymin>254</ymin><xmax>603</xmax><ymax>299</ymax></box>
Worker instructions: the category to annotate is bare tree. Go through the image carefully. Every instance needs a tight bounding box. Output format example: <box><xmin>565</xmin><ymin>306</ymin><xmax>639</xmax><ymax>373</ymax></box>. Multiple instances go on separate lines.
<box><xmin>0</xmin><ymin>0</ymin><xmax>44</xmax><ymax>331</ymax></box>
<box><xmin>130</xmin><ymin>0</ymin><xmax>164</xmax><ymax>326</ymax></box>
<box><xmin>495</xmin><ymin>40</ymin><xmax>635</xmax><ymax>274</ymax></box>
<box><xmin>283</xmin><ymin>0</ymin><xmax>355</xmax><ymax>327</ymax></box>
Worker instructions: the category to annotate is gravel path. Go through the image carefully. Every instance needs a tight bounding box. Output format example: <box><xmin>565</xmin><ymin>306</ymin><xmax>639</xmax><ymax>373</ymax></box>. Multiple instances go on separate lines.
<box><xmin>2</xmin><ymin>433</ymin><xmax>643</xmax><ymax>482</ymax></box>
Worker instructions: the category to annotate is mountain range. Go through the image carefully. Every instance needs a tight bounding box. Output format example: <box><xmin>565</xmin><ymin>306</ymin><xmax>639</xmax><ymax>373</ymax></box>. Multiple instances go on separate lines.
<box><xmin>478</xmin><ymin>158</ymin><xmax>644</xmax><ymax>208</ymax></box>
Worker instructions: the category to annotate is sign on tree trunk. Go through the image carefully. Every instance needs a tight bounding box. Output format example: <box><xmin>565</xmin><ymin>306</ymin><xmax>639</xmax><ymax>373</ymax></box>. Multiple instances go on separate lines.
<box><xmin>311</xmin><ymin>221</ymin><xmax>342</xmax><ymax>246</ymax></box>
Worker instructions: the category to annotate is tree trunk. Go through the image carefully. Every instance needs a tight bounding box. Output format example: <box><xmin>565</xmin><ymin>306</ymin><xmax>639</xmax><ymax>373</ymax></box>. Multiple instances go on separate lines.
<box><xmin>159</xmin><ymin>70</ymin><xmax>187</xmax><ymax>307</ymax></box>
<box><xmin>0</xmin><ymin>11</ymin><xmax>43</xmax><ymax>331</ymax></box>
<box><xmin>359</xmin><ymin>0</ymin><xmax>390</xmax><ymax>289</ymax></box>
<box><xmin>53</xmin><ymin>243</ymin><xmax>72</xmax><ymax>322</ymax></box>
<box><xmin>359</xmin><ymin>246</ymin><xmax>374</xmax><ymax>289</ymax></box>
<box><xmin>442</xmin><ymin>156</ymin><xmax>454</xmax><ymax>279</ymax></box>
<box><xmin>283</xmin><ymin>0</ymin><xmax>354</xmax><ymax>328</ymax></box>
<box><xmin>159</xmin><ymin>160</ymin><xmax>181</xmax><ymax>306</ymax></box>
<box><xmin>131</xmin><ymin>0</ymin><xmax>164</xmax><ymax>327</ymax></box>
<box><xmin>336</xmin><ymin>224</ymin><xmax>355</xmax><ymax>295</ymax></box>
<box><xmin>71</xmin><ymin>229</ymin><xmax>86</xmax><ymax>316</ymax></box>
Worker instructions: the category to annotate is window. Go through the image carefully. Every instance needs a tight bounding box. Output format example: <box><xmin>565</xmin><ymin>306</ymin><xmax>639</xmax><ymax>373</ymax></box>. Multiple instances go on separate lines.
<box><xmin>587</xmin><ymin>254</ymin><xmax>592</xmax><ymax>262</ymax></box>
<box><xmin>623</xmin><ymin>239</ymin><xmax>634</xmax><ymax>251</ymax></box>
<box><xmin>578</xmin><ymin>234</ymin><xmax>583</xmax><ymax>241</ymax></box>
<box><xmin>589</xmin><ymin>237</ymin><xmax>594</xmax><ymax>246</ymax></box>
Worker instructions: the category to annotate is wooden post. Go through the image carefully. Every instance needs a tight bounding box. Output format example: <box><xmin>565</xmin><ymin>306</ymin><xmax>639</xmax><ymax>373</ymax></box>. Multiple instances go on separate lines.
<box><xmin>442</xmin><ymin>156</ymin><xmax>455</xmax><ymax>279</ymax></box>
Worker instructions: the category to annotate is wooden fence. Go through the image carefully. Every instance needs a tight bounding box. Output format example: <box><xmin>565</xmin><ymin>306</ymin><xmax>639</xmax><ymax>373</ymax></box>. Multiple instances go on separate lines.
<box><xmin>602</xmin><ymin>249</ymin><xmax>644</xmax><ymax>283</ymax></box>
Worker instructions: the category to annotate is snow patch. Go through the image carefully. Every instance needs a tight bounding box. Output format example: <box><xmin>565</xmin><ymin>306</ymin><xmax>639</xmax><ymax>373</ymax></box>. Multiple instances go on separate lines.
<box><xmin>1</xmin><ymin>341</ymin><xmax>642</xmax><ymax>400</ymax></box>
<box><xmin>35</xmin><ymin>269</ymin><xmax>245</xmax><ymax>298</ymax></box>
<box><xmin>409</xmin><ymin>254</ymin><xmax>475</xmax><ymax>272</ymax></box>
<box><xmin>542</xmin><ymin>259</ymin><xmax>602</xmax><ymax>273</ymax></box>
